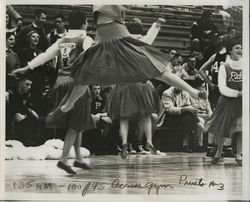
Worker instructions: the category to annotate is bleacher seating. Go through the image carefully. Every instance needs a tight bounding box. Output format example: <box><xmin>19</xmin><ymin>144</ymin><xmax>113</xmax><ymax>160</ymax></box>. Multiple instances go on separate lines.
<box><xmin>12</xmin><ymin>4</ymin><xmax>242</xmax><ymax>54</ymax></box>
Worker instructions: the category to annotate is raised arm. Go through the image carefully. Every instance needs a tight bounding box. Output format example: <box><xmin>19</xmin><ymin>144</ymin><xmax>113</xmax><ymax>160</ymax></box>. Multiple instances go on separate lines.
<box><xmin>12</xmin><ymin>41</ymin><xmax>60</xmax><ymax>74</ymax></box>
<box><xmin>141</xmin><ymin>18</ymin><xmax>165</xmax><ymax>45</ymax></box>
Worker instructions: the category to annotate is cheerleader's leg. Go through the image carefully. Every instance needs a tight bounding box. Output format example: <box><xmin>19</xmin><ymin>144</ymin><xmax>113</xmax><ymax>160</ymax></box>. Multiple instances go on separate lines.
<box><xmin>120</xmin><ymin>119</ymin><xmax>129</xmax><ymax>159</ymax></box>
<box><xmin>73</xmin><ymin>131</ymin><xmax>91</xmax><ymax>169</ymax></box>
<box><xmin>141</xmin><ymin>115</ymin><xmax>157</xmax><ymax>155</ymax></box>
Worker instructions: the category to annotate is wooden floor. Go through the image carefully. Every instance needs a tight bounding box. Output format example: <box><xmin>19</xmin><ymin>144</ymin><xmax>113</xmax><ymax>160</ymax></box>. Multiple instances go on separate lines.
<box><xmin>4</xmin><ymin>153</ymin><xmax>243</xmax><ymax>200</ymax></box>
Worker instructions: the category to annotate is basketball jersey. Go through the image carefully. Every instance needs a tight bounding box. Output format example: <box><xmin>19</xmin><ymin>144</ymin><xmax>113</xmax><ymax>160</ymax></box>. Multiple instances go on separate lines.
<box><xmin>210</xmin><ymin>52</ymin><xmax>227</xmax><ymax>85</ymax></box>
<box><xmin>49</xmin><ymin>29</ymin><xmax>66</xmax><ymax>45</ymax></box>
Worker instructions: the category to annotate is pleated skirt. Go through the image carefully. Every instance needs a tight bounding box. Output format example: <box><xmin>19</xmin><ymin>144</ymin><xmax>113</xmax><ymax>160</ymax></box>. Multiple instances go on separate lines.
<box><xmin>71</xmin><ymin>22</ymin><xmax>169</xmax><ymax>85</ymax></box>
<box><xmin>45</xmin><ymin>75</ymin><xmax>95</xmax><ymax>131</ymax></box>
<box><xmin>206</xmin><ymin>96</ymin><xmax>242</xmax><ymax>137</ymax></box>
<box><xmin>107</xmin><ymin>82</ymin><xmax>160</xmax><ymax>120</ymax></box>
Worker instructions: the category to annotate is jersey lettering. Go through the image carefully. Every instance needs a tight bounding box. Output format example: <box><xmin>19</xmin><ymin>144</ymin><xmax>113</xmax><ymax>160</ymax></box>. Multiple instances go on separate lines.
<box><xmin>229</xmin><ymin>72</ymin><xmax>242</xmax><ymax>82</ymax></box>
<box><xmin>58</xmin><ymin>43</ymin><xmax>76</xmax><ymax>67</ymax></box>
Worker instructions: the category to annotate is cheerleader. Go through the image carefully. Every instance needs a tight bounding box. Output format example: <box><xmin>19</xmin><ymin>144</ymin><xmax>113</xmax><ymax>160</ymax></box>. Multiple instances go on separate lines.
<box><xmin>107</xmin><ymin>17</ymin><xmax>164</xmax><ymax>159</ymax></box>
<box><xmin>206</xmin><ymin>39</ymin><xmax>242</xmax><ymax>164</ymax></box>
<box><xmin>46</xmin><ymin>5</ymin><xmax>206</xmax><ymax>121</ymax></box>
<box><xmin>13</xmin><ymin>10</ymin><xmax>95</xmax><ymax>174</ymax></box>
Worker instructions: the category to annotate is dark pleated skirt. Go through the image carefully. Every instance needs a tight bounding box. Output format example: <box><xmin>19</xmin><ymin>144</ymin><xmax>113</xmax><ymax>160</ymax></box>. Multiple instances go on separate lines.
<box><xmin>71</xmin><ymin>22</ymin><xmax>169</xmax><ymax>85</ymax></box>
<box><xmin>107</xmin><ymin>82</ymin><xmax>160</xmax><ymax>120</ymax></box>
<box><xmin>206</xmin><ymin>96</ymin><xmax>242</xmax><ymax>137</ymax></box>
<box><xmin>45</xmin><ymin>75</ymin><xmax>95</xmax><ymax>131</ymax></box>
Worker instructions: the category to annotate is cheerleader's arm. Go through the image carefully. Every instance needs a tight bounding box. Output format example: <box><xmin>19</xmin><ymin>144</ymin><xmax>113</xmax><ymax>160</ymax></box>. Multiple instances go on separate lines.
<box><xmin>82</xmin><ymin>36</ymin><xmax>94</xmax><ymax>51</ymax></box>
<box><xmin>218</xmin><ymin>65</ymin><xmax>240</xmax><ymax>97</ymax></box>
<box><xmin>141</xmin><ymin>18</ymin><xmax>165</xmax><ymax>45</ymax></box>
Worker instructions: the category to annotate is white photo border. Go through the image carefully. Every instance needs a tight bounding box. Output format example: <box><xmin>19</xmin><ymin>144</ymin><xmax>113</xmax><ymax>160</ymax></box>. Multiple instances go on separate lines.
<box><xmin>1</xmin><ymin>0</ymin><xmax>249</xmax><ymax>200</ymax></box>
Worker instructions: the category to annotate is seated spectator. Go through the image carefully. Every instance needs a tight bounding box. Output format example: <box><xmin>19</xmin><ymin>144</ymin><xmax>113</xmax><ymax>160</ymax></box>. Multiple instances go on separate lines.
<box><xmin>191</xmin><ymin>49</ymin><xmax>204</xmax><ymax>70</ymax></box>
<box><xmin>169</xmin><ymin>55</ymin><xmax>190</xmax><ymax>80</ymax></box>
<box><xmin>161</xmin><ymin>86</ymin><xmax>200</xmax><ymax>152</ymax></box>
<box><xmin>190</xmin><ymin>10</ymin><xmax>219</xmax><ymax>51</ymax></box>
<box><xmin>167</xmin><ymin>49</ymin><xmax>177</xmax><ymax>61</ymax></box>
<box><xmin>90</xmin><ymin>85</ymin><xmax>111</xmax><ymax>126</ymax></box>
<box><xmin>191</xmin><ymin>80</ymin><xmax>212</xmax><ymax>152</ymax></box>
<box><xmin>184</xmin><ymin>54</ymin><xmax>200</xmax><ymax>80</ymax></box>
<box><xmin>6</xmin><ymin>75</ymin><xmax>42</xmax><ymax>146</ymax></box>
<box><xmin>6</xmin><ymin>32</ymin><xmax>20</xmax><ymax>92</ymax></box>
<box><xmin>15</xmin><ymin>9</ymin><xmax>48</xmax><ymax>53</ymax></box>
<box><xmin>83</xmin><ymin>85</ymin><xmax>112</xmax><ymax>155</ymax></box>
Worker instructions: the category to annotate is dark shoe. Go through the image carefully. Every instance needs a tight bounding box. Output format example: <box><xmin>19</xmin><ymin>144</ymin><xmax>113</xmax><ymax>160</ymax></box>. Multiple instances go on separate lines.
<box><xmin>135</xmin><ymin>145</ymin><xmax>150</xmax><ymax>154</ymax></box>
<box><xmin>57</xmin><ymin>161</ymin><xmax>76</xmax><ymax>174</ymax></box>
<box><xmin>145</xmin><ymin>143</ymin><xmax>157</xmax><ymax>155</ymax></box>
<box><xmin>121</xmin><ymin>144</ymin><xmax>128</xmax><ymax>159</ymax></box>
<box><xmin>182</xmin><ymin>145</ymin><xmax>192</xmax><ymax>153</ymax></box>
<box><xmin>222</xmin><ymin>148</ymin><xmax>236</xmax><ymax>158</ymax></box>
<box><xmin>128</xmin><ymin>143</ymin><xmax>136</xmax><ymax>154</ymax></box>
<box><xmin>205</xmin><ymin>147</ymin><xmax>216</xmax><ymax>159</ymax></box>
<box><xmin>46</xmin><ymin>106</ymin><xmax>65</xmax><ymax>124</ymax></box>
<box><xmin>73</xmin><ymin>161</ymin><xmax>91</xmax><ymax>170</ymax></box>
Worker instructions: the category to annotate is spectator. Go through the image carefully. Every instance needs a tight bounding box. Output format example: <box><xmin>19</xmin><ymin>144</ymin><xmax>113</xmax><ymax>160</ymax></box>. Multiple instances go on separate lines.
<box><xmin>47</xmin><ymin>14</ymin><xmax>68</xmax><ymax>87</ymax></box>
<box><xmin>15</xmin><ymin>9</ymin><xmax>48</xmax><ymax>53</ymax></box>
<box><xmin>224</xmin><ymin>26</ymin><xmax>237</xmax><ymax>41</ymax></box>
<box><xmin>161</xmin><ymin>86</ymin><xmax>199</xmax><ymax>152</ymax></box>
<box><xmin>47</xmin><ymin>14</ymin><xmax>67</xmax><ymax>46</ymax></box>
<box><xmin>83</xmin><ymin>85</ymin><xmax>112</xmax><ymax>155</ymax></box>
<box><xmin>203</xmin><ymin>33</ymin><xmax>225</xmax><ymax>62</ymax></box>
<box><xmin>191</xmin><ymin>49</ymin><xmax>204</xmax><ymax>70</ymax></box>
<box><xmin>169</xmin><ymin>55</ymin><xmax>190</xmax><ymax>80</ymax></box>
<box><xmin>18</xmin><ymin>30</ymin><xmax>48</xmax><ymax>114</ymax></box>
<box><xmin>167</xmin><ymin>49</ymin><xmax>177</xmax><ymax>61</ymax></box>
<box><xmin>190</xmin><ymin>10</ymin><xmax>219</xmax><ymax>51</ymax></box>
<box><xmin>6</xmin><ymin>75</ymin><xmax>41</xmax><ymax>146</ymax></box>
<box><xmin>6</xmin><ymin>32</ymin><xmax>21</xmax><ymax>92</ymax></box>
<box><xmin>184</xmin><ymin>54</ymin><xmax>200</xmax><ymax>79</ymax></box>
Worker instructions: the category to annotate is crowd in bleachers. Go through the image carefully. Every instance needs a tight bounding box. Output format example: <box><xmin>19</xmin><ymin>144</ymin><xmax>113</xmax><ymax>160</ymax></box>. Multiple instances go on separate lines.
<box><xmin>5</xmin><ymin>5</ymin><xmax>242</xmax><ymax>161</ymax></box>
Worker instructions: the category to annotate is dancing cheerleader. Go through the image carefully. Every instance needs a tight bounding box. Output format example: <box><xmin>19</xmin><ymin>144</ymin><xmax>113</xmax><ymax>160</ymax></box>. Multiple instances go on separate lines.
<box><xmin>44</xmin><ymin>5</ymin><xmax>206</xmax><ymax>122</ymax></box>
<box><xmin>13</xmin><ymin>10</ymin><xmax>95</xmax><ymax>174</ymax></box>
<box><xmin>206</xmin><ymin>38</ymin><xmax>242</xmax><ymax>164</ymax></box>
<box><xmin>107</xmin><ymin>17</ymin><xmax>164</xmax><ymax>159</ymax></box>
